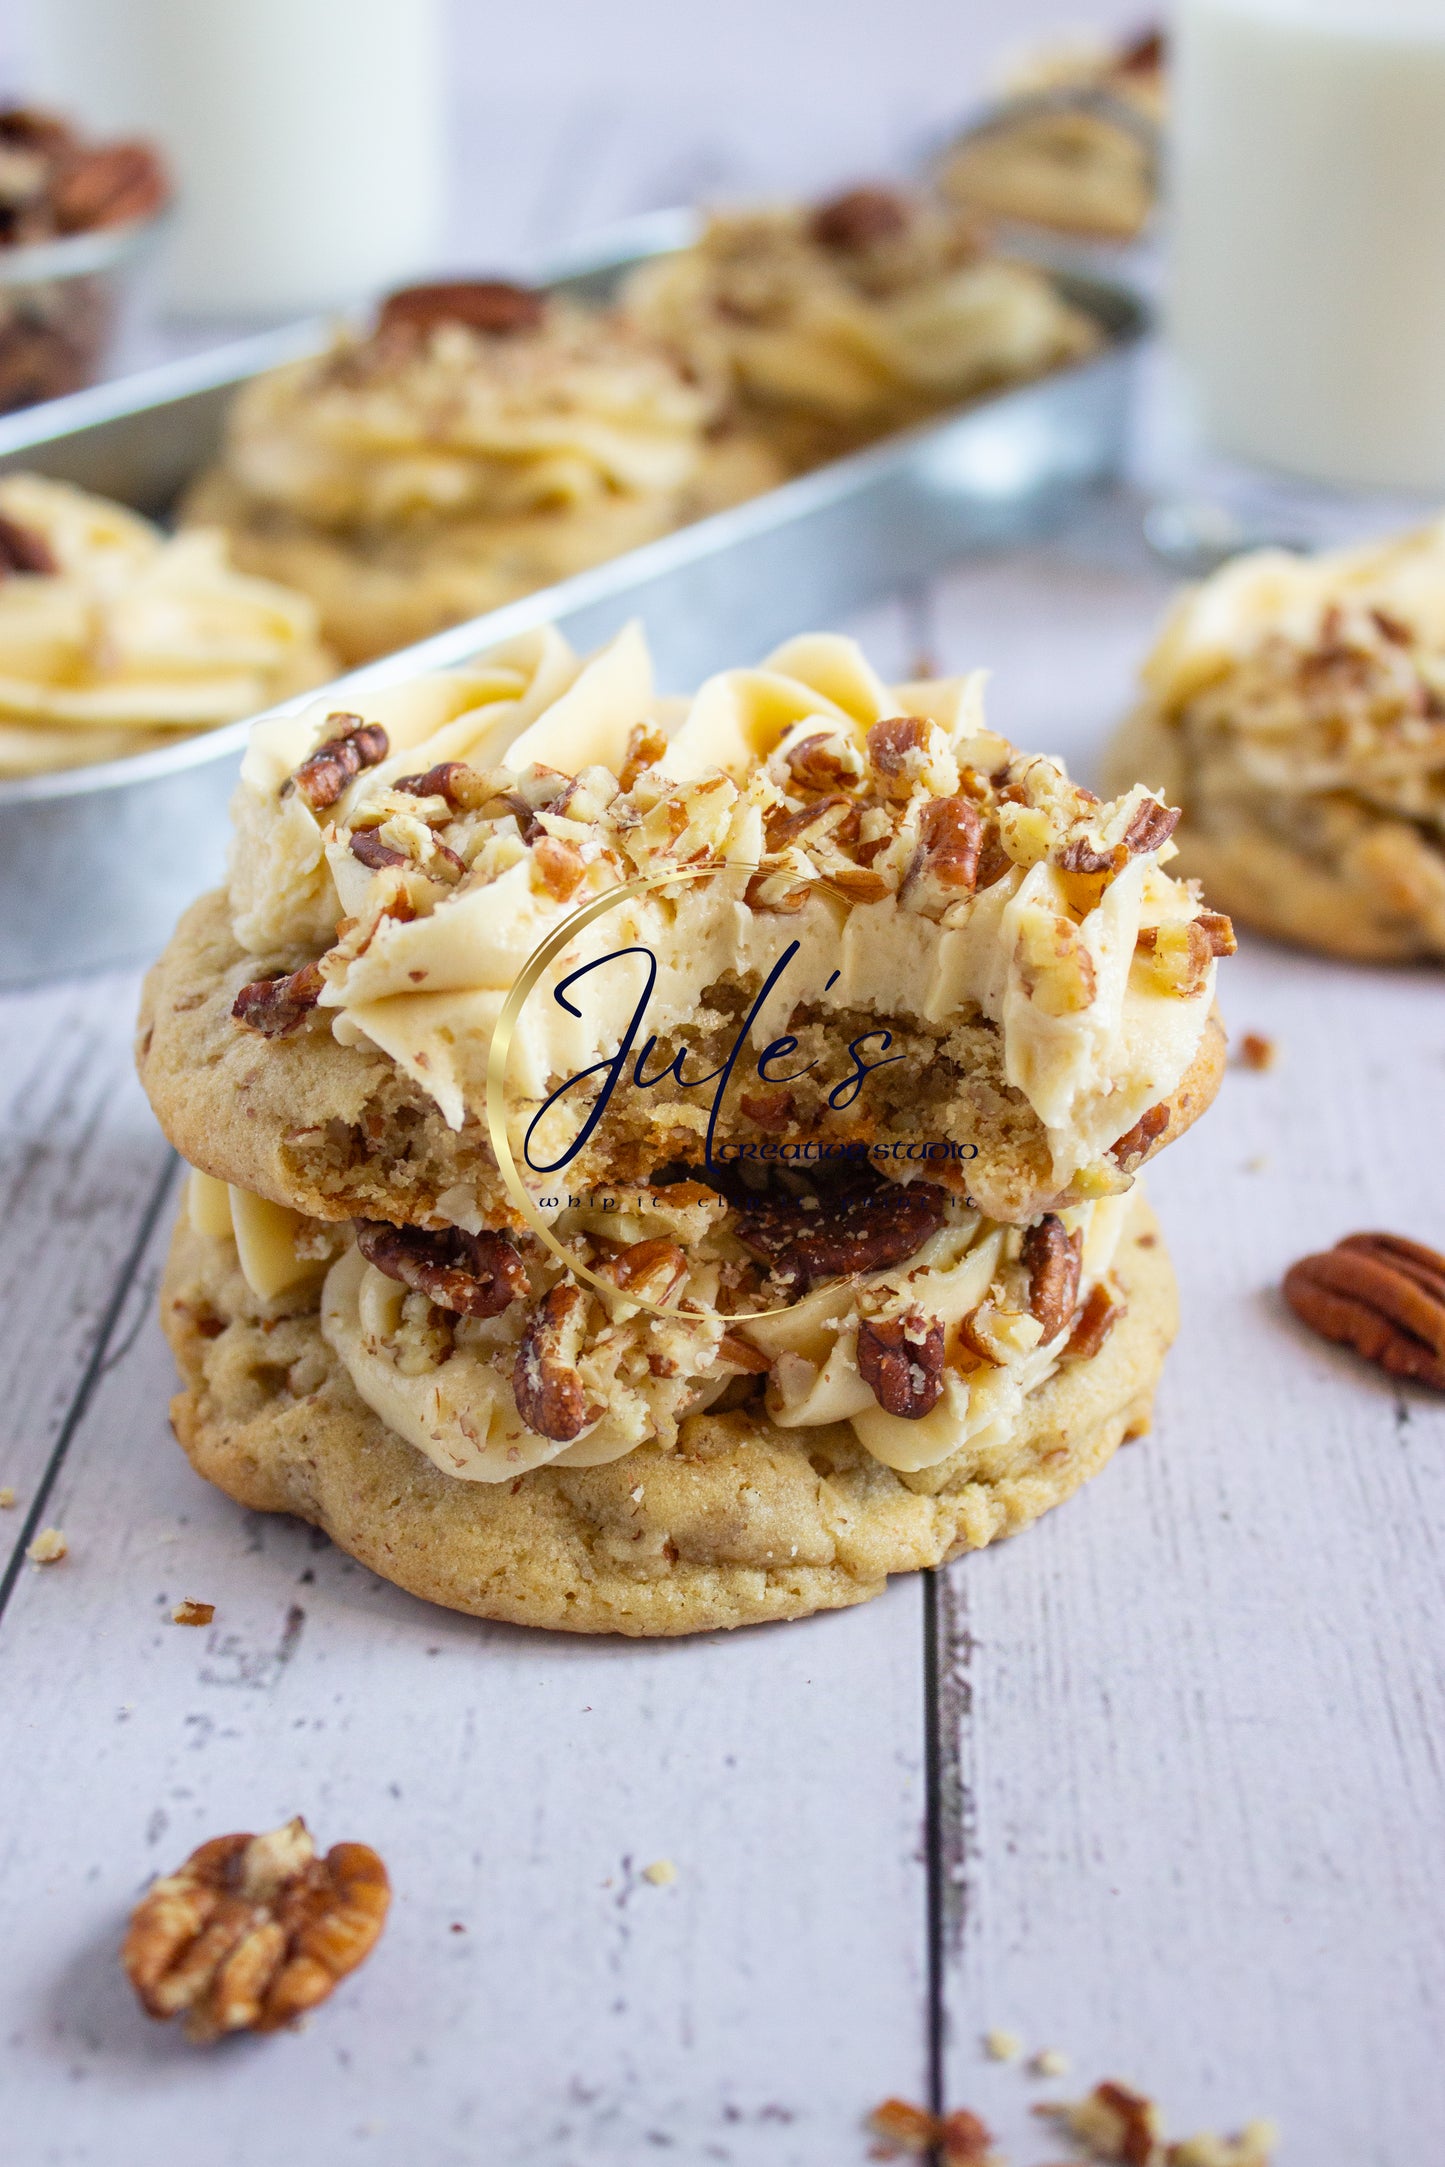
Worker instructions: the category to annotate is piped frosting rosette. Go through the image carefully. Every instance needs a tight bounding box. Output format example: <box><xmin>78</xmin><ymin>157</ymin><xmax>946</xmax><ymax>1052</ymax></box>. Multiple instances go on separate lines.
<box><xmin>0</xmin><ymin>474</ymin><xmax>334</xmax><ymax>777</ymax></box>
<box><xmin>622</xmin><ymin>187</ymin><xmax>1100</xmax><ymax>462</ymax></box>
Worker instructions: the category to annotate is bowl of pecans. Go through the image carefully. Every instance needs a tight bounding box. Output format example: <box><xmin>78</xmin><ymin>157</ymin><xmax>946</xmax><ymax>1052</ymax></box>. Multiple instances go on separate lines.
<box><xmin>0</xmin><ymin>105</ymin><xmax>170</xmax><ymax>414</ymax></box>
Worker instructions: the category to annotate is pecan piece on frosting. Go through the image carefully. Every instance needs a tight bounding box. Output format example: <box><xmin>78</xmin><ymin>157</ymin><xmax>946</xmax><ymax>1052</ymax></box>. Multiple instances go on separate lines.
<box><xmin>1112</xmin><ymin>1101</ymin><xmax>1170</xmax><ymax>1169</ymax></box>
<box><xmin>349</xmin><ymin>828</ymin><xmax>407</xmax><ymax>871</ymax></box>
<box><xmin>809</xmin><ymin>184</ymin><xmax>911</xmax><ymax>252</ymax></box>
<box><xmin>0</xmin><ymin>509</ymin><xmax>58</xmax><ymax>577</ymax></box>
<box><xmin>355</xmin><ymin>1220</ymin><xmax>528</xmax><ymax>1320</ymax></box>
<box><xmin>1021</xmin><ymin>1213</ymin><xmax>1083</xmax><ymax>1340</ymax></box>
<box><xmin>122</xmin><ymin>1816</ymin><xmax>389</xmax><ymax>2044</ymax></box>
<box><xmin>915</xmin><ymin>794</ymin><xmax>984</xmax><ymax>892</ymax></box>
<box><xmin>857</xmin><ymin>1311</ymin><xmax>946</xmax><ymax>1418</ymax></box>
<box><xmin>285</xmin><ymin>714</ymin><xmax>389</xmax><ymax>811</ymax></box>
<box><xmin>600</xmin><ymin>1237</ymin><xmax>689</xmax><ymax>1306</ymax></box>
<box><xmin>513</xmin><ymin>1283</ymin><xmax>600</xmax><ymax>1441</ymax></box>
<box><xmin>1283</xmin><ymin>1231</ymin><xmax>1445</xmax><ymax>1390</ymax></box>
<box><xmin>783</xmin><ymin>730</ymin><xmax>865</xmax><ymax>793</ymax></box>
<box><xmin>865</xmin><ymin>714</ymin><xmax>932</xmax><ymax>798</ymax></box>
<box><xmin>735</xmin><ymin>1178</ymin><xmax>947</xmax><ymax>1294</ymax></box>
<box><xmin>378</xmin><ymin>278</ymin><xmax>547</xmax><ymax>340</ymax></box>
<box><xmin>393</xmin><ymin>759</ymin><xmax>494</xmax><ymax>810</ymax></box>
<box><xmin>231</xmin><ymin>959</ymin><xmax>325</xmax><ymax>1037</ymax></box>
<box><xmin>1121</xmin><ymin>796</ymin><xmax>1182</xmax><ymax>855</ymax></box>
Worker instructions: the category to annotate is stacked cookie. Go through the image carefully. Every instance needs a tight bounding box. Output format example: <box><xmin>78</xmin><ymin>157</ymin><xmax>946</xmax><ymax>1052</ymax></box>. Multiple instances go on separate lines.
<box><xmin>139</xmin><ymin>625</ymin><xmax>1229</xmax><ymax>1634</ymax></box>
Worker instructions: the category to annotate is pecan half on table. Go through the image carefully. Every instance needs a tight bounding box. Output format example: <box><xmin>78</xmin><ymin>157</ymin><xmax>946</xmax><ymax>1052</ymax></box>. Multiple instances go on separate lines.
<box><xmin>122</xmin><ymin>1817</ymin><xmax>389</xmax><ymax>2043</ymax></box>
<box><xmin>1284</xmin><ymin>1232</ymin><xmax>1445</xmax><ymax>1390</ymax></box>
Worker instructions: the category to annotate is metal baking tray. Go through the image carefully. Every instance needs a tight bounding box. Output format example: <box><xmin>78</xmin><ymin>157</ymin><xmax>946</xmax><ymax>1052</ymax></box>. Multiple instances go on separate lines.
<box><xmin>0</xmin><ymin>209</ymin><xmax>1146</xmax><ymax>986</ymax></box>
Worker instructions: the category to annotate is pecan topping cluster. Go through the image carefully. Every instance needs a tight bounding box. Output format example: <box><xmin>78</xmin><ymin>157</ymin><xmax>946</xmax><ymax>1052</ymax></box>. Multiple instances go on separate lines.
<box><xmin>285</xmin><ymin>714</ymin><xmax>390</xmax><ymax>811</ymax></box>
<box><xmin>1284</xmin><ymin>1231</ymin><xmax>1445</xmax><ymax>1390</ymax></box>
<box><xmin>122</xmin><ymin>1817</ymin><xmax>389</xmax><ymax>2044</ymax></box>
<box><xmin>356</xmin><ymin>1219</ymin><xmax>529</xmax><ymax>1319</ymax></box>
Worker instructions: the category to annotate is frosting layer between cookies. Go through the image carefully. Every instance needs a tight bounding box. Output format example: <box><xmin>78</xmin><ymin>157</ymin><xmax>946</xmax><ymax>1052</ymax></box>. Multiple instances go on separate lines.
<box><xmin>192</xmin><ymin>1167</ymin><xmax>1137</xmax><ymax>1486</ymax></box>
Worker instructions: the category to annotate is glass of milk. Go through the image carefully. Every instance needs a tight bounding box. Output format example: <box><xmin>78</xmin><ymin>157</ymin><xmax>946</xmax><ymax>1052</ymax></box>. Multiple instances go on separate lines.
<box><xmin>1170</xmin><ymin>0</ymin><xmax>1445</xmax><ymax>491</ymax></box>
<box><xmin>23</xmin><ymin>0</ymin><xmax>444</xmax><ymax>316</ymax></box>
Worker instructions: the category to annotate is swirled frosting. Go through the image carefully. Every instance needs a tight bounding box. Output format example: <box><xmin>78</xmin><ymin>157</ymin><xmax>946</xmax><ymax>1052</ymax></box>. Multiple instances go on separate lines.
<box><xmin>0</xmin><ymin>474</ymin><xmax>334</xmax><ymax>776</ymax></box>
<box><xmin>227</xmin><ymin>623</ymin><xmax>1221</xmax><ymax>1196</ymax></box>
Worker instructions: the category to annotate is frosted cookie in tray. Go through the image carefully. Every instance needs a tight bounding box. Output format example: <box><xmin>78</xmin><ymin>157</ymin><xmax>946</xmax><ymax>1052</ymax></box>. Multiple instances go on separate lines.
<box><xmin>622</xmin><ymin>184</ymin><xmax>1101</xmax><ymax>474</ymax></box>
<box><xmin>183</xmin><ymin>280</ymin><xmax>780</xmax><ymax>668</ymax></box>
<box><xmin>0</xmin><ymin>473</ymin><xmax>334</xmax><ymax>777</ymax></box>
<box><xmin>138</xmin><ymin>622</ymin><xmax>1227</xmax><ymax>1632</ymax></box>
<box><xmin>1104</xmin><ymin>519</ymin><xmax>1445</xmax><ymax>961</ymax></box>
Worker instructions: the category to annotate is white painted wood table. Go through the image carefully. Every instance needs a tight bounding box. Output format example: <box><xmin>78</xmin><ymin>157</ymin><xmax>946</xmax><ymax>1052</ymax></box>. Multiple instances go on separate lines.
<box><xmin>2</xmin><ymin>513</ymin><xmax>1443</xmax><ymax>2167</ymax></box>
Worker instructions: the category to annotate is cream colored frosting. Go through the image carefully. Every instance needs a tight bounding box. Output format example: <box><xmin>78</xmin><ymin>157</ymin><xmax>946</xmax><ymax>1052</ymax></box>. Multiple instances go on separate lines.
<box><xmin>1139</xmin><ymin>519</ymin><xmax>1445</xmax><ymax>837</ymax></box>
<box><xmin>622</xmin><ymin>201</ymin><xmax>1098</xmax><ymax>436</ymax></box>
<box><xmin>228</xmin><ymin>624</ymin><xmax>1217</xmax><ymax>1193</ymax></box>
<box><xmin>314</xmin><ymin>1184</ymin><xmax>1134</xmax><ymax>1484</ymax></box>
<box><xmin>208</xmin><ymin>301</ymin><xmax>714</xmax><ymax>532</ymax></box>
<box><xmin>0</xmin><ymin>475</ymin><xmax>335</xmax><ymax>777</ymax></box>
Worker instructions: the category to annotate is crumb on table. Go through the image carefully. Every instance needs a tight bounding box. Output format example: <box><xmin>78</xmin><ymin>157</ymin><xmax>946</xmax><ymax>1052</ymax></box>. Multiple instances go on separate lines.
<box><xmin>1239</xmin><ymin>1032</ymin><xmax>1277</xmax><ymax>1071</ymax></box>
<box><xmin>0</xmin><ymin>1485</ymin><xmax>16</xmax><ymax>1508</ymax></box>
<box><xmin>171</xmin><ymin>1599</ymin><xmax>215</xmax><ymax>1626</ymax></box>
<box><xmin>642</xmin><ymin>1858</ymin><xmax>677</xmax><ymax>1886</ymax></box>
<box><xmin>27</xmin><ymin>1527</ymin><xmax>66</xmax><ymax>1565</ymax></box>
<box><xmin>984</xmin><ymin>2027</ymin><xmax>1022</xmax><ymax>2061</ymax></box>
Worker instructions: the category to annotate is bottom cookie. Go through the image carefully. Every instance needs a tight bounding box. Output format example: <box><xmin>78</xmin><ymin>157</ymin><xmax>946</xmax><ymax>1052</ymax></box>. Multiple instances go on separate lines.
<box><xmin>161</xmin><ymin>1193</ymin><xmax>1177</xmax><ymax>1637</ymax></box>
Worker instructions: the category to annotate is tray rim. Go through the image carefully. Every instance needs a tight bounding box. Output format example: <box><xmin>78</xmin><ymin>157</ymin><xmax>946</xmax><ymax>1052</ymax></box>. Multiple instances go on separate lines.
<box><xmin>0</xmin><ymin>210</ymin><xmax>1146</xmax><ymax>811</ymax></box>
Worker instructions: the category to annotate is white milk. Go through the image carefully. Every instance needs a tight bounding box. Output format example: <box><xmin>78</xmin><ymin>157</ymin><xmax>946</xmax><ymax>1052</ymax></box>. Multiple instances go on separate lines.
<box><xmin>1170</xmin><ymin>0</ymin><xmax>1445</xmax><ymax>490</ymax></box>
<box><xmin>24</xmin><ymin>0</ymin><xmax>444</xmax><ymax>315</ymax></box>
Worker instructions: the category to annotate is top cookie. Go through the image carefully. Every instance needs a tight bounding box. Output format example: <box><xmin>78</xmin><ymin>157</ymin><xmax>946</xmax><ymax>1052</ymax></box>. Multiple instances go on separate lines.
<box><xmin>138</xmin><ymin>623</ymin><xmax>1229</xmax><ymax>1230</ymax></box>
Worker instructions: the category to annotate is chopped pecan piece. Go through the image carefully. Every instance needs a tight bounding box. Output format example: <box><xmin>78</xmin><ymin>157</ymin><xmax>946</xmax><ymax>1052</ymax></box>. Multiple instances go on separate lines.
<box><xmin>739</xmin><ymin>1087</ymin><xmax>794</xmax><ymax>1130</ymax></box>
<box><xmin>1196</xmin><ymin>908</ymin><xmax>1237</xmax><ymax>957</ymax></box>
<box><xmin>231</xmin><ymin>959</ymin><xmax>325</xmax><ymax>1037</ymax></box>
<box><xmin>1021</xmin><ymin>1214</ymin><xmax>1083</xmax><ymax>1339</ymax></box>
<box><xmin>619</xmin><ymin>720</ymin><xmax>668</xmax><ymax>791</ymax></box>
<box><xmin>735</xmin><ymin>1177</ymin><xmax>947</xmax><ymax>1293</ymax></box>
<box><xmin>809</xmin><ymin>185</ymin><xmax>910</xmax><ymax>252</ymax></box>
<box><xmin>1239</xmin><ymin>1032</ymin><xmax>1276</xmax><ymax>1071</ymax></box>
<box><xmin>513</xmin><ymin>1284</ymin><xmax>599</xmax><ymax>1441</ymax></box>
<box><xmin>0</xmin><ymin>509</ymin><xmax>57</xmax><ymax>577</ymax></box>
<box><xmin>717</xmin><ymin>1331</ymin><xmax>771</xmax><ymax>1375</ymax></box>
<box><xmin>350</xmin><ymin>828</ymin><xmax>407</xmax><ymax>871</ymax></box>
<box><xmin>1057</xmin><ymin>833</ymin><xmax>1125</xmax><ymax>877</ymax></box>
<box><xmin>601</xmin><ymin>1237</ymin><xmax>688</xmax><ymax>1304</ymax></box>
<box><xmin>532</xmin><ymin>832</ymin><xmax>587</xmax><ymax>901</ymax></box>
<box><xmin>865</xmin><ymin>714</ymin><xmax>931</xmax><ymax>797</ymax></box>
<box><xmin>857</xmin><ymin>1312</ymin><xmax>946</xmax><ymax>1418</ymax></box>
<box><xmin>1283</xmin><ymin>1232</ymin><xmax>1445</xmax><ymax>1391</ymax></box>
<box><xmin>764</xmin><ymin>794</ymin><xmax>858</xmax><ymax>852</ymax></box>
<box><xmin>393</xmin><ymin>760</ymin><xmax>491</xmax><ymax>810</ymax></box>
<box><xmin>744</xmin><ymin>869</ymin><xmax>812</xmax><ymax>914</ymax></box>
<box><xmin>825</xmin><ymin>865</ymin><xmax>891</xmax><ymax>905</ymax></box>
<box><xmin>122</xmin><ymin>1817</ymin><xmax>389</xmax><ymax>2043</ymax></box>
<box><xmin>287</xmin><ymin>716</ymin><xmax>389</xmax><ymax>811</ymax></box>
<box><xmin>1112</xmin><ymin>1101</ymin><xmax>1170</xmax><ymax>1169</ymax></box>
<box><xmin>866</xmin><ymin>2098</ymin><xmax>997</xmax><ymax>2164</ymax></box>
<box><xmin>355</xmin><ymin>1220</ymin><xmax>528</xmax><ymax>1319</ymax></box>
<box><xmin>1064</xmin><ymin>1281</ymin><xmax>1126</xmax><ymax>1360</ymax></box>
<box><xmin>916</xmin><ymin>794</ymin><xmax>984</xmax><ymax>891</ymax></box>
<box><xmin>783</xmin><ymin>730</ymin><xmax>864</xmax><ymax>792</ymax></box>
<box><xmin>377</xmin><ymin>278</ymin><xmax>546</xmax><ymax>340</ymax></box>
<box><xmin>1121</xmin><ymin>796</ymin><xmax>1181</xmax><ymax>855</ymax></box>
